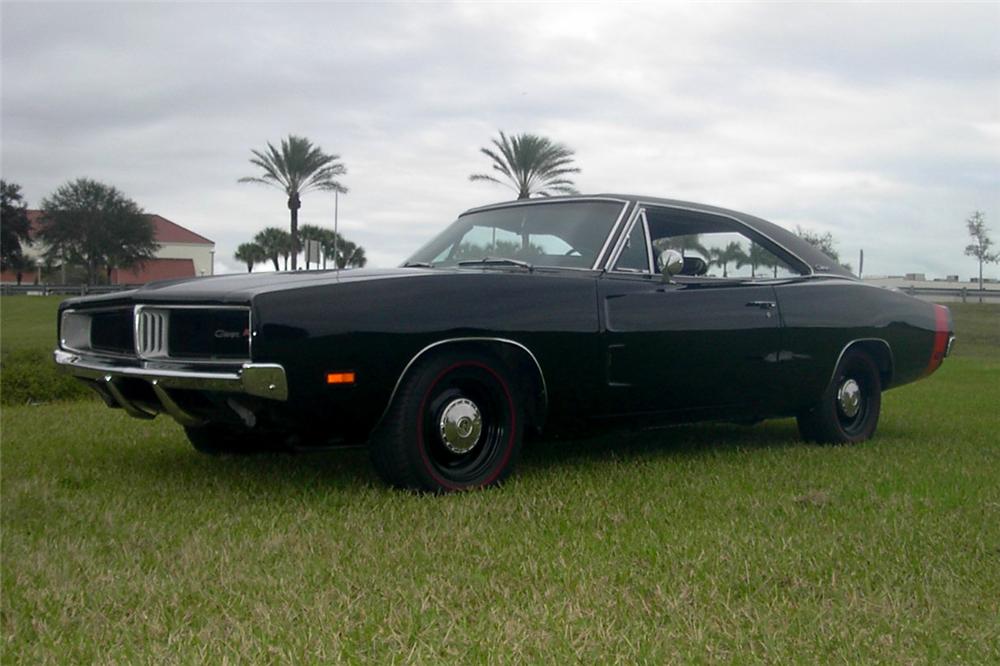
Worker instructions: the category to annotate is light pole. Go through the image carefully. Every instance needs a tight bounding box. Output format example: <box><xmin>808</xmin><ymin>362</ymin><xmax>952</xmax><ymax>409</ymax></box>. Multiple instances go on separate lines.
<box><xmin>333</xmin><ymin>190</ymin><xmax>339</xmax><ymax>272</ymax></box>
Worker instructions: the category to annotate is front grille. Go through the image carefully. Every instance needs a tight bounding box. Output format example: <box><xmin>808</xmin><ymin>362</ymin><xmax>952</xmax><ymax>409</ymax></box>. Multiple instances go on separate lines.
<box><xmin>166</xmin><ymin>309</ymin><xmax>251</xmax><ymax>360</ymax></box>
<box><xmin>137</xmin><ymin>309</ymin><xmax>168</xmax><ymax>357</ymax></box>
<box><xmin>63</xmin><ymin>305</ymin><xmax>250</xmax><ymax>363</ymax></box>
<box><xmin>89</xmin><ymin>309</ymin><xmax>136</xmax><ymax>355</ymax></box>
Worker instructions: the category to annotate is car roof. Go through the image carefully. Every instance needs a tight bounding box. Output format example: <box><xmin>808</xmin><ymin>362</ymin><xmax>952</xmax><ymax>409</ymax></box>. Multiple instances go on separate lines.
<box><xmin>461</xmin><ymin>194</ymin><xmax>855</xmax><ymax>278</ymax></box>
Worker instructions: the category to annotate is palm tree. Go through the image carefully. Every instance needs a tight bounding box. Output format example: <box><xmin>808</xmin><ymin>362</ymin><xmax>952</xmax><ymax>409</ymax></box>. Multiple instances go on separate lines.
<box><xmin>234</xmin><ymin>242</ymin><xmax>266</xmax><ymax>273</ymax></box>
<box><xmin>709</xmin><ymin>241</ymin><xmax>747</xmax><ymax>278</ymax></box>
<box><xmin>239</xmin><ymin>135</ymin><xmax>347</xmax><ymax>270</ymax></box>
<box><xmin>298</xmin><ymin>224</ymin><xmax>327</xmax><ymax>270</ymax></box>
<box><xmin>254</xmin><ymin>227</ymin><xmax>291</xmax><ymax>271</ymax></box>
<box><xmin>318</xmin><ymin>228</ymin><xmax>338</xmax><ymax>269</ymax></box>
<box><xmin>469</xmin><ymin>131</ymin><xmax>580</xmax><ymax>199</ymax></box>
<box><xmin>655</xmin><ymin>234</ymin><xmax>708</xmax><ymax>259</ymax></box>
<box><xmin>738</xmin><ymin>243</ymin><xmax>775</xmax><ymax>278</ymax></box>
<box><xmin>337</xmin><ymin>240</ymin><xmax>367</xmax><ymax>269</ymax></box>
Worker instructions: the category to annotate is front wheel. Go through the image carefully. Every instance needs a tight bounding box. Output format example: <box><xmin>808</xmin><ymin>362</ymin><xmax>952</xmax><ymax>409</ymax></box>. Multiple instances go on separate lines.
<box><xmin>797</xmin><ymin>348</ymin><xmax>882</xmax><ymax>444</ymax></box>
<box><xmin>370</xmin><ymin>351</ymin><xmax>524</xmax><ymax>492</ymax></box>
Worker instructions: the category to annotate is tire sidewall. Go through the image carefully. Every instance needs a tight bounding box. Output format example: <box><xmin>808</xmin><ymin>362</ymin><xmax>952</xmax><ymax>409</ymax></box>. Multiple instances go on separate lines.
<box><xmin>821</xmin><ymin>350</ymin><xmax>882</xmax><ymax>443</ymax></box>
<box><xmin>402</xmin><ymin>353</ymin><xmax>523</xmax><ymax>491</ymax></box>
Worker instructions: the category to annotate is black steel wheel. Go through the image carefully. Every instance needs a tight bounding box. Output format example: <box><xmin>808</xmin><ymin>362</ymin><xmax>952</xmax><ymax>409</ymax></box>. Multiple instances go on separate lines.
<box><xmin>797</xmin><ymin>348</ymin><xmax>882</xmax><ymax>444</ymax></box>
<box><xmin>370</xmin><ymin>351</ymin><xmax>524</xmax><ymax>492</ymax></box>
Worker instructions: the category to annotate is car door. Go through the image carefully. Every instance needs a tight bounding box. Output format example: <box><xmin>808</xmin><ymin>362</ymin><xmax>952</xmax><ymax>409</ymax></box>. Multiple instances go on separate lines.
<box><xmin>596</xmin><ymin>206</ymin><xmax>784</xmax><ymax>416</ymax></box>
<box><xmin>599</xmin><ymin>276</ymin><xmax>781</xmax><ymax>415</ymax></box>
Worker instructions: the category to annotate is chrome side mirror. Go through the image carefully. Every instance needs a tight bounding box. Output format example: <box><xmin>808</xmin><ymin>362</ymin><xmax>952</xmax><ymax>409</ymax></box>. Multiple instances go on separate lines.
<box><xmin>659</xmin><ymin>249</ymin><xmax>683</xmax><ymax>280</ymax></box>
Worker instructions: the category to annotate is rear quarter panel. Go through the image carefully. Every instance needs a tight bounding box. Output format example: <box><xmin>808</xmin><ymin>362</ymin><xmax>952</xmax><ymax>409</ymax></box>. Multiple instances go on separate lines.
<box><xmin>774</xmin><ymin>279</ymin><xmax>941</xmax><ymax>411</ymax></box>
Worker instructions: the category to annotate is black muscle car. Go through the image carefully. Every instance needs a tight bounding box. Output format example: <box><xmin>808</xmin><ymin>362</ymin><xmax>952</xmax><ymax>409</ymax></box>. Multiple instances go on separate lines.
<box><xmin>55</xmin><ymin>195</ymin><xmax>955</xmax><ymax>491</ymax></box>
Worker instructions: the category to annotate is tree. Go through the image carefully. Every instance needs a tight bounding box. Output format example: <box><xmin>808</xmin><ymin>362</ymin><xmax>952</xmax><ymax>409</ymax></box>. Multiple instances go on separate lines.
<box><xmin>253</xmin><ymin>227</ymin><xmax>292</xmax><ymax>271</ymax></box>
<box><xmin>298</xmin><ymin>224</ymin><xmax>367</xmax><ymax>269</ymax></box>
<box><xmin>469</xmin><ymin>131</ymin><xmax>580</xmax><ymax>199</ymax></box>
<box><xmin>654</xmin><ymin>234</ymin><xmax>708</xmax><ymax>259</ymax></box>
<box><xmin>299</xmin><ymin>224</ymin><xmax>329</xmax><ymax>270</ymax></box>
<box><xmin>335</xmin><ymin>239</ymin><xmax>367</xmax><ymax>269</ymax></box>
<box><xmin>8</xmin><ymin>254</ymin><xmax>36</xmax><ymax>285</ymax></box>
<box><xmin>317</xmin><ymin>228</ymin><xmax>339</xmax><ymax>269</ymax></box>
<box><xmin>234</xmin><ymin>242</ymin><xmax>266</xmax><ymax>273</ymax></box>
<box><xmin>1</xmin><ymin>180</ymin><xmax>33</xmax><ymax>272</ymax></box>
<box><xmin>239</xmin><ymin>135</ymin><xmax>347</xmax><ymax>271</ymax></box>
<box><xmin>964</xmin><ymin>211</ymin><xmax>998</xmax><ymax>292</ymax></box>
<box><xmin>740</xmin><ymin>242</ymin><xmax>777</xmax><ymax>278</ymax></box>
<box><xmin>708</xmin><ymin>241</ymin><xmax>747</xmax><ymax>278</ymax></box>
<box><xmin>37</xmin><ymin>178</ymin><xmax>157</xmax><ymax>284</ymax></box>
<box><xmin>795</xmin><ymin>226</ymin><xmax>852</xmax><ymax>273</ymax></box>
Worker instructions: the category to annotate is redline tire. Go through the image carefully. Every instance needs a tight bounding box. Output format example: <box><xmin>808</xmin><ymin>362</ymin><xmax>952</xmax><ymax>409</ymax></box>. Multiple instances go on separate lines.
<box><xmin>370</xmin><ymin>351</ymin><xmax>524</xmax><ymax>492</ymax></box>
<box><xmin>797</xmin><ymin>348</ymin><xmax>882</xmax><ymax>444</ymax></box>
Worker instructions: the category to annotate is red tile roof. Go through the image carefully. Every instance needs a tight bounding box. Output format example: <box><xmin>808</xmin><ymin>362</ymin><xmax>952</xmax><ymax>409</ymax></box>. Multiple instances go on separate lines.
<box><xmin>25</xmin><ymin>210</ymin><xmax>213</xmax><ymax>245</ymax></box>
<box><xmin>146</xmin><ymin>214</ymin><xmax>213</xmax><ymax>244</ymax></box>
<box><xmin>111</xmin><ymin>258</ymin><xmax>197</xmax><ymax>284</ymax></box>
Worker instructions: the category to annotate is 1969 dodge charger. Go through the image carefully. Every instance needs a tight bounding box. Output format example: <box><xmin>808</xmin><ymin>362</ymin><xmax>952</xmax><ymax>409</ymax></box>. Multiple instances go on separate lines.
<box><xmin>55</xmin><ymin>195</ymin><xmax>955</xmax><ymax>491</ymax></box>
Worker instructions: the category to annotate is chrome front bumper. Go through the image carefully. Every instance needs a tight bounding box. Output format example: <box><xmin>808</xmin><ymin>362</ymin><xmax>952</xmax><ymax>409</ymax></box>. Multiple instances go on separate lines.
<box><xmin>54</xmin><ymin>349</ymin><xmax>288</xmax><ymax>426</ymax></box>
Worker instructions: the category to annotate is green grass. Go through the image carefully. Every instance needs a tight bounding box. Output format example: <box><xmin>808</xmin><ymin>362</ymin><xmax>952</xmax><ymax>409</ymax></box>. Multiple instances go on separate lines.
<box><xmin>945</xmin><ymin>302</ymin><xmax>1000</xmax><ymax>358</ymax></box>
<box><xmin>0</xmin><ymin>295</ymin><xmax>63</xmax><ymax>353</ymax></box>
<box><xmin>1</xmin><ymin>296</ymin><xmax>94</xmax><ymax>405</ymax></box>
<box><xmin>2</xmin><ymin>300</ymin><xmax>999</xmax><ymax>662</ymax></box>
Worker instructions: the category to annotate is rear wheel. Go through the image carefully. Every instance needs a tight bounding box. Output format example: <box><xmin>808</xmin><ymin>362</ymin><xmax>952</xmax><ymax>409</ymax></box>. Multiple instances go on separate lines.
<box><xmin>370</xmin><ymin>351</ymin><xmax>524</xmax><ymax>492</ymax></box>
<box><xmin>797</xmin><ymin>348</ymin><xmax>882</xmax><ymax>444</ymax></box>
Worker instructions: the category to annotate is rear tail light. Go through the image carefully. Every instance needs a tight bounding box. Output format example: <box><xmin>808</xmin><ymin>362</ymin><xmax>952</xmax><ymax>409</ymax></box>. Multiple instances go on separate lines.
<box><xmin>922</xmin><ymin>304</ymin><xmax>951</xmax><ymax>376</ymax></box>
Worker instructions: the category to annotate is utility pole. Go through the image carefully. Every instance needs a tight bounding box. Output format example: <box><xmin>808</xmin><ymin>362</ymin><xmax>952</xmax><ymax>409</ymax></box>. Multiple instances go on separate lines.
<box><xmin>858</xmin><ymin>249</ymin><xmax>864</xmax><ymax>279</ymax></box>
<box><xmin>333</xmin><ymin>190</ymin><xmax>339</xmax><ymax>272</ymax></box>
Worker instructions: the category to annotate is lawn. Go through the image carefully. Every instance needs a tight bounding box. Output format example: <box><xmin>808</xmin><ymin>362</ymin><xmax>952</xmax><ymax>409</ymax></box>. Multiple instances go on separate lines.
<box><xmin>0</xmin><ymin>295</ymin><xmax>63</xmax><ymax>354</ymax></box>
<box><xmin>1</xmin><ymin>296</ymin><xmax>93</xmax><ymax>405</ymax></box>
<box><xmin>2</xmin><ymin>299</ymin><xmax>998</xmax><ymax>662</ymax></box>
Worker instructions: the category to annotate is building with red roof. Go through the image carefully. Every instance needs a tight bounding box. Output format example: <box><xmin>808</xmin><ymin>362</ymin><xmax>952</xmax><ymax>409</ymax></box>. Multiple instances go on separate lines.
<box><xmin>2</xmin><ymin>211</ymin><xmax>214</xmax><ymax>285</ymax></box>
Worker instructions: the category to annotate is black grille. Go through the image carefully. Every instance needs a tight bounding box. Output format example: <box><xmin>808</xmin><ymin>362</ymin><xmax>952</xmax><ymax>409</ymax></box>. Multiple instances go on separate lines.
<box><xmin>167</xmin><ymin>309</ymin><xmax>250</xmax><ymax>360</ymax></box>
<box><xmin>89</xmin><ymin>309</ymin><xmax>135</xmax><ymax>355</ymax></box>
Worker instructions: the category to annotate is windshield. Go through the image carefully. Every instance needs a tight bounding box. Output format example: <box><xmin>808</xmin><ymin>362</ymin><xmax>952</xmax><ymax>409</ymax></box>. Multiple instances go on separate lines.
<box><xmin>405</xmin><ymin>200</ymin><xmax>626</xmax><ymax>269</ymax></box>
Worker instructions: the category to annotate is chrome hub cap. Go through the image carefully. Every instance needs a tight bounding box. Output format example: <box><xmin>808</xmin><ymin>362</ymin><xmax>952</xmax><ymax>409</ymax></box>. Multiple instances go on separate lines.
<box><xmin>438</xmin><ymin>398</ymin><xmax>482</xmax><ymax>454</ymax></box>
<box><xmin>837</xmin><ymin>379</ymin><xmax>862</xmax><ymax>418</ymax></box>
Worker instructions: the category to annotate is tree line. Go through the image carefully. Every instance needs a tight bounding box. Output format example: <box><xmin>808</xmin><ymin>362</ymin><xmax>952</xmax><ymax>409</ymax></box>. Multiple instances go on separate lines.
<box><xmin>235</xmin><ymin>225</ymin><xmax>366</xmax><ymax>273</ymax></box>
<box><xmin>3</xmin><ymin>129</ymin><xmax>997</xmax><ymax>283</ymax></box>
<box><xmin>1</xmin><ymin>178</ymin><xmax>158</xmax><ymax>285</ymax></box>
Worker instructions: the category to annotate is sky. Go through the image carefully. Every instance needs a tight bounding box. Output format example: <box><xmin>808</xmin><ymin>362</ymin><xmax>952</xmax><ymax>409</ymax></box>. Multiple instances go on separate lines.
<box><xmin>2</xmin><ymin>1</ymin><xmax>998</xmax><ymax>279</ymax></box>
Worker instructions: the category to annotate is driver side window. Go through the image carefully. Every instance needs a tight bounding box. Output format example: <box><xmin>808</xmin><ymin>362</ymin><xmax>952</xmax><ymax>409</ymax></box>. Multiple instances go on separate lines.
<box><xmin>646</xmin><ymin>208</ymin><xmax>806</xmax><ymax>279</ymax></box>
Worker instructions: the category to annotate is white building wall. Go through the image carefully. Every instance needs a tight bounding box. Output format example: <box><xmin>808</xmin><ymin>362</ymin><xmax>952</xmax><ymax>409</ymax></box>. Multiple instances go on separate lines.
<box><xmin>156</xmin><ymin>242</ymin><xmax>215</xmax><ymax>276</ymax></box>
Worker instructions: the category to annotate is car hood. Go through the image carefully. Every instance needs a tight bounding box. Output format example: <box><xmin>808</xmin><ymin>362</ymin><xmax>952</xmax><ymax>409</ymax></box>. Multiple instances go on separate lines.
<box><xmin>63</xmin><ymin>268</ymin><xmax>442</xmax><ymax>307</ymax></box>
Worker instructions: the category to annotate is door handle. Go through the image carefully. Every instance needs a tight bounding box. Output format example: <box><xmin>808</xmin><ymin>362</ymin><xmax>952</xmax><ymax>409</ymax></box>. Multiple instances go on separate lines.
<box><xmin>746</xmin><ymin>301</ymin><xmax>776</xmax><ymax>310</ymax></box>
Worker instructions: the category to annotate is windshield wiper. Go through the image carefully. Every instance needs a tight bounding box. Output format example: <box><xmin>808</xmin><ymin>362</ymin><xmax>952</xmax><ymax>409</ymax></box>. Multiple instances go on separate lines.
<box><xmin>456</xmin><ymin>257</ymin><xmax>533</xmax><ymax>271</ymax></box>
<box><xmin>403</xmin><ymin>261</ymin><xmax>433</xmax><ymax>268</ymax></box>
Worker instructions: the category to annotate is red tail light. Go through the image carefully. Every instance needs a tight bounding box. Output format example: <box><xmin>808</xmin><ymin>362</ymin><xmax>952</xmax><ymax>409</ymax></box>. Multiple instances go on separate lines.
<box><xmin>922</xmin><ymin>304</ymin><xmax>951</xmax><ymax>377</ymax></box>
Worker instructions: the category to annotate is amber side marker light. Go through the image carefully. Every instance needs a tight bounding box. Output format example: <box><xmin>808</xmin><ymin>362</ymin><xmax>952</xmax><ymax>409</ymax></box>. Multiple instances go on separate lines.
<box><xmin>326</xmin><ymin>372</ymin><xmax>356</xmax><ymax>385</ymax></box>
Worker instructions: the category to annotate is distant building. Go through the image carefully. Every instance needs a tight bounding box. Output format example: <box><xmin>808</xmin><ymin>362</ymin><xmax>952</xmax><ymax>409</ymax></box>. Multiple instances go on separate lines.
<box><xmin>1</xmin><ymin>211</ymin><xmax>214</xmax><ymax>284</ymax></box>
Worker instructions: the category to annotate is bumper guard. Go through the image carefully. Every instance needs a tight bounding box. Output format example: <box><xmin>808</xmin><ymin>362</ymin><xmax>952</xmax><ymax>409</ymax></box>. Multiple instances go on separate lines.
<box><xmin>54</xmin><ymin>349</ymin><xmax>288</xmax><ymax>425</ymax></box>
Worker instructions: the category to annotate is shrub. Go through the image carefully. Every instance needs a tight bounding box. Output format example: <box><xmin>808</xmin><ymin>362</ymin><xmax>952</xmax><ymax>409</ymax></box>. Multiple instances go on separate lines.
<box><xmin>1</xmin><ymin>349</ymin><xmax>95</xmax><ymax>405</ymax></box>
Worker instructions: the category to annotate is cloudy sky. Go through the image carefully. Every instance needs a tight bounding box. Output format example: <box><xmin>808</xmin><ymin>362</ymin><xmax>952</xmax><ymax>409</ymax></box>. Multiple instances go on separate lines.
<box><xmin>2</xmin><ymin>2</ymin><xmax>998</xmax><ymax>279</ymax></box>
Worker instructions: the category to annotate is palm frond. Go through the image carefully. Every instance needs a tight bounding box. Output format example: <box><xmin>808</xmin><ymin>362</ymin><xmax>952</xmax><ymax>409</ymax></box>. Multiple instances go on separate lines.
<box><xmin>470</xmin><ymin>130</ymin><xmax>581</xmax><ymax>199</ymax></box>
<box><xmin>469</xmin><ymin>174</ymin><xmax>504</xmax><ymax>184</ymax></box>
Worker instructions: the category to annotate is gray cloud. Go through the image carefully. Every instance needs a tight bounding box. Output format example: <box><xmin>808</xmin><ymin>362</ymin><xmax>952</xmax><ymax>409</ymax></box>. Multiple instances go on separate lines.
<box><xmin>2</xmin><ymin>1</ymin><xmax>998</xmax><ymax>279</ymax></box>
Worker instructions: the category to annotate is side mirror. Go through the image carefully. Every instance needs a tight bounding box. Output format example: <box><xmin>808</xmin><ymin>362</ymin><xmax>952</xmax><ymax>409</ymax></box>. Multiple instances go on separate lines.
<box><xmin>659</xmin><ymin>249</ymin><xmax>683</xmax><ymax>280</ymax></box>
